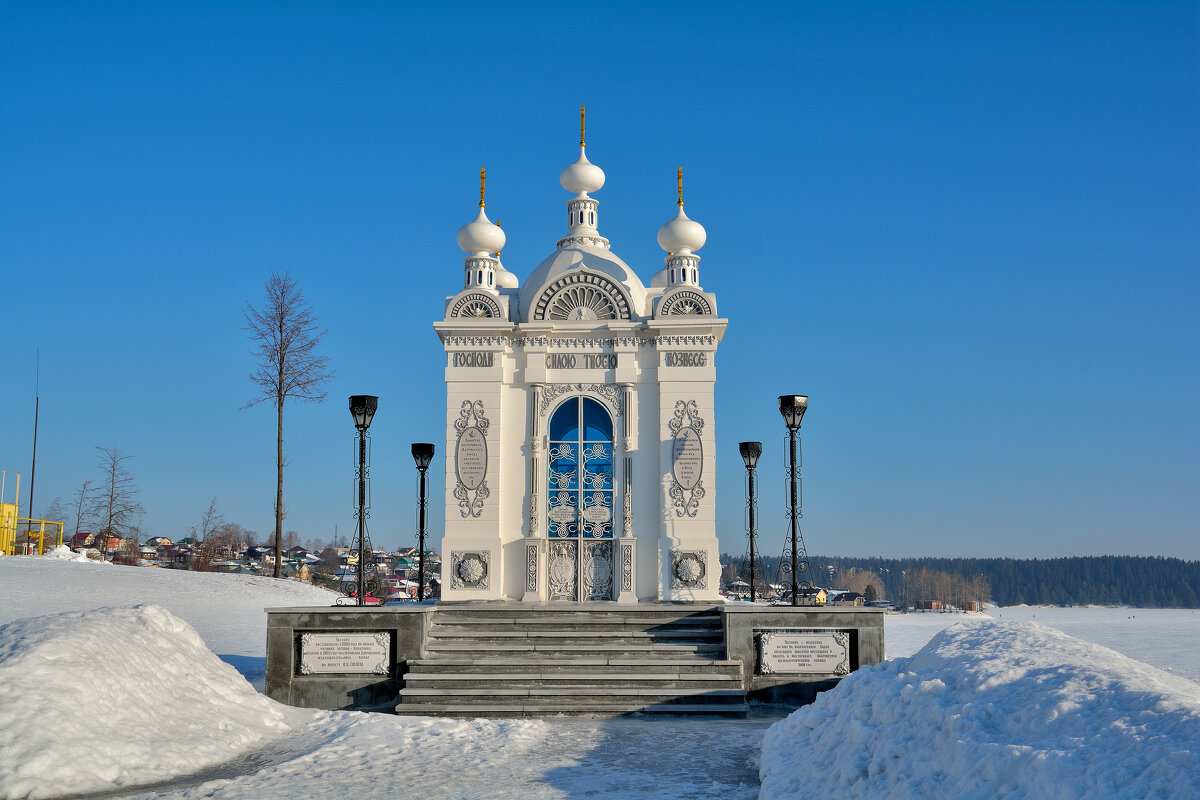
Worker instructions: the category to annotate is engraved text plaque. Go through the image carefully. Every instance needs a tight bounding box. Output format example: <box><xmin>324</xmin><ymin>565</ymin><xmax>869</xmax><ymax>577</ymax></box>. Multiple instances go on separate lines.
<box><xmin>298</xmin><ymin>632</ymin><xmax>390</xmax><ymax>675</ymax></box>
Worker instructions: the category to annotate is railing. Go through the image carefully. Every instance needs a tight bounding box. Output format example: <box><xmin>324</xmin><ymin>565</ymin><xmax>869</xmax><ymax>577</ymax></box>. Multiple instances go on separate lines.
<box><xmin>0</xmin><ymin>516</ymin><xmax>65</xmax><ymax>555</ymax></box>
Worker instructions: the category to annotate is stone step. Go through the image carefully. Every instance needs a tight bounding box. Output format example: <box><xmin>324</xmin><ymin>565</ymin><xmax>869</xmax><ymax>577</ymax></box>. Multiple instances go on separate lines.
<box><xmin>407</xmin><ymin>657</ymin><xmax>742</xmax><ymax>673</ymax></box>
<box><xmin>393</xmin><ymin>702</ymin><xmax>750</xmax><ymax>718</ymax></box>
<box><xmin>398</xmin><ymin>686</ymin><xmax>746</xmax><ymax>702</ymax></box>
<box><xmin>426</xmin><ymin>628</ymin><xmax>722</xmax><ymax>641</ymax></box>
<box><xmin>399</xmin><ymin>604</ymin><xmax>745</xmax><ymax>718</ymax></box>
<box><xmin>404</xmin><ymin>672</ymin><xmax>740</xmax><ymax>686</ymax></box>
<box><xmin>423</xmin><ymin>642</ymin><xmax>725</xmax><ymax>656</ymax></box>
<box><xmin>429</xmin><ymin>615</ymin><xmax>722</xmax><ymax>628</ymax></box>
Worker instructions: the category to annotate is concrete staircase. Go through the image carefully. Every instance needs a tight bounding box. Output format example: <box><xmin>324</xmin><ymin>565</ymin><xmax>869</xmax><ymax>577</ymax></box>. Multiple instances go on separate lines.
<box><xmin>394</xmin><ymin>603</ymin><xmax>747</xmax><ymax>718</ymax></box>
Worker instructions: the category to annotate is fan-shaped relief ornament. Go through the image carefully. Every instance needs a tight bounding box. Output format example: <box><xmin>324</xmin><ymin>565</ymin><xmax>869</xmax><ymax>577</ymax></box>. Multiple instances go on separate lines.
<box><xmin>449</xmin><ymin>292</ymin><xmax>502</xmax><ymax>319</ymax></box>
<box><xmin>668</xmin><ymin>400</ymin><xmax>706</xmax><ymax>517</ymax></box>
<box><xmin>659</xmin><ymin>290</ymin><xmax>712</xmax><ymax>317</ymax></box>
<box><xmin>453</xmin><ymin>400</ymin><xmax>490</xmax><ymax>518</ymax></box>
<box><xmin>450</xmin><ymin>551</ymin><xmax>489</xmax><ymax>590</ymax></box>
<box><xmin>539</xmin><ymin>383</ymin><xmax>624</xmax><ymax>418</ymax></box>
<box><xmin>671</xmin><ymin>550</ymin><xmax>707</xmax><ymax>590</ymax></box>
<box><xmin>533</xmin><ymin>272</ymin><xmax>631</xmax><ymax>322</ymax></box>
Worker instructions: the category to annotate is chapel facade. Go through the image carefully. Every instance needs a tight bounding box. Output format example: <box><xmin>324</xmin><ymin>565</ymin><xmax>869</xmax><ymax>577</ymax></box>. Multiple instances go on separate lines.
<box><xmin>434</xmin><ymin>115</ymin><xmax>726</xmax><ymax>602</ymax></box>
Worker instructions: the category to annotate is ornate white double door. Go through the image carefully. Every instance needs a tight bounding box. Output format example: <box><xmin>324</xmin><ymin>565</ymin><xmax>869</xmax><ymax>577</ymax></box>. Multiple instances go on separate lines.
<box><xmin>546</xmin><ymin>397</ymin><xmax>616</xmax><ymax>601</ymax></box>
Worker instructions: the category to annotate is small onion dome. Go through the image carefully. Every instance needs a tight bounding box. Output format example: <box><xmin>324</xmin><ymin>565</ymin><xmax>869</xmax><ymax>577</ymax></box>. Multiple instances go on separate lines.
<box><xmin>494</xmin><ymin>262</ymin><xmax>519</xmax><ymax>289</ymax></box>
<box><xmin>560</xmin><ymin>146</ymin><xmax>606</xmax><ymax>196</ymax></box>
<box><xmin>456</xmin><ymin>207</ymin><xmax>506</xmax><ymax>257</ymax></box>
<box><xmin>657</xmin><ymin>205</ymin><xmax>706</xmax><ymax>255</ymax></box>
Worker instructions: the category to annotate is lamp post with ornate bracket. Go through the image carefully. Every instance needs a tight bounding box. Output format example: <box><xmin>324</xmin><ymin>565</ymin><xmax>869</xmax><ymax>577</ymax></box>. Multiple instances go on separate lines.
<box><xmin>349</xmin><ymin>396</ymin><xmax>378</xmax><ymax>607</ymax></box>
<box><xmin>411</xmin><ymin>443</ymin><xmax>435</xmax><ymax>601</ymax></box>
<box><xmin>778</xmin><ymin>395</ymin><xmax>810</xmax><ymax>606</ymax></box>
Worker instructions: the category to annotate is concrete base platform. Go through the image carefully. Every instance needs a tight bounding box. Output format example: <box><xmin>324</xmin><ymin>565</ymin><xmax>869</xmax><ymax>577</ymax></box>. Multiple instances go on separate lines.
<box><xmin>264</xmin><ymin>601</ymin><xmax>884</xmax><ymax>714</ymax></box>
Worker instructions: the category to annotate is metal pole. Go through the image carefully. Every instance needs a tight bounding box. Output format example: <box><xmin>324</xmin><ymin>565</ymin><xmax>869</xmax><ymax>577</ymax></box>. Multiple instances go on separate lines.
<box><xmin>357</xmin><ymin>428</ymin><xmax>366</xmax><ymax>607</ymax></box>
<box><xmin>27</xmin><ymin>396</ymin><xmax>38</xmax><ymax>536</ymax></box>
<box><xmin>417</xmin><ymin>466</ymin><xmax>427</xmax><ymax>601</ymax></box>
<box><xmin>747</xmin><ymin>463</ymin><xmax>757</xmax><ymax>603</ymax></box>
<box><xmin>789</xmin><ymin>427</ymin><xmax>799</xmax><ymax>606</ymax></box>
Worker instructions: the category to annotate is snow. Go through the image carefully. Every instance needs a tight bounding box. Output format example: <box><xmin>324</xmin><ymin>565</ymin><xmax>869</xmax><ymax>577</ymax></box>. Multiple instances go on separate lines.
<box><xmin>0</xmin><ymin>552</ymin><xmax>1197</xmax><ymax>799</ymax></box>
<box><xmin>885</xmin><ymin>607</ymin><xmax>1200</xmax><ymax>684</ymax></box>
<box><xmin>0</xmin><ymin>605</ymin><xmax>308</xmax><ymax>798</ymax></box>
<box><xmin>761</xmin><ymin>620</ymin><xmax>1200</xmax><ymax>800</ymax></box>
<box><xmin>0</xmin><ymin>554</ymin><xmax>336</xmax><ymax>690</ymax></box>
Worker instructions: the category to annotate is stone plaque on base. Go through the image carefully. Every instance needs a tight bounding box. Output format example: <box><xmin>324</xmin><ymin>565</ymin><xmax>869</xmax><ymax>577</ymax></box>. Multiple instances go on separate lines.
<box><xmin>756</xmin><ymin>629</ymin><xmax>851</xmax><ymax>676</ymax></box>
<box><xmin>298</xmin><ymin>632</ymin><xmax>390</xmax><ymax>675</ymax></box>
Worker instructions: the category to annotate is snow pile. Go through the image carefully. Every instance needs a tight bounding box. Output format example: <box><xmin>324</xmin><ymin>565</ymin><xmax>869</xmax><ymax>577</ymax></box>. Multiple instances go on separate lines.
<box><xmin>760</xmin><ymin>621</ymin><xmax>1200</xmax><ymax>799</ymax></box>
<box><xmin>41</xmin><ymin>544</ymin><xmax>97</xmax><ymax>563</ymax></box>
<box><xmin>0</xmin><ymin>605</ymin><xmax>312</xmax><ymax>799</ymax></box>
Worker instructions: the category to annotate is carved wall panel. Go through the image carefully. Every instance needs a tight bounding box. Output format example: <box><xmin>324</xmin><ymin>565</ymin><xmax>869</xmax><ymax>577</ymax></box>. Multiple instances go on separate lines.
<box><xmin>450</xmin><ymin>550</ymin><xmax>490</xmax><ymax>590</ymax></box>
<box><xmin>453</xmin><ymin>400</ymin><xmax>490</xmax><ymax>517</ymax></box>
<box><xmin>671</xmin><ymin>550</ymin><xmax>707</xmax><ymax>590</ymax></box>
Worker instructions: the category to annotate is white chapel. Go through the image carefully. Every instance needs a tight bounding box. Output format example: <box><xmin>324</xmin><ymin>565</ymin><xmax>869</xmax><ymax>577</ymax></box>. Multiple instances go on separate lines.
<box><xmin>434</xmin><ymin>111</ymin><xmax>727</xmax><ymax>603</ymax></box>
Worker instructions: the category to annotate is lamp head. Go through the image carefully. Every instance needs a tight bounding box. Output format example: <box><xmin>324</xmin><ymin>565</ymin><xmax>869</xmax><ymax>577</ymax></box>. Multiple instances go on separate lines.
<box><xmin>778</xmin><ymin>395</ymin><xmax>808</xmax><ymax>430</ymax></box>
<box><xmin>348</xmin><ymin>395</ymin><xmax>379</xmax><ymax>431</ymax></box>
<box><xmin>738</xmin><ymin>441</ymin><xmax>762</xmax><ymax>469</ymax></box>
<box><xmin>411</xmin><ymin>442</ymin><xmax>435</xmax><ymax>471</ymax></box>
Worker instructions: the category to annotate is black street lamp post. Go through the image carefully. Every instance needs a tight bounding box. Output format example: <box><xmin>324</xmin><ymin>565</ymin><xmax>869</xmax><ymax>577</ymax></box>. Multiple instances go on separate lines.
<box><xmin>411</xmin><ymin>443</ymin><xmax>435</xmax><ymax>601</ymax></box>
<box><xmin>349</xmin><ymin>395</ymin><xmax>378</xmax><ymax>607</ymax></box>
<box><xmin>778</xmin><ymin>395</ymin><xmax>809</xmax><ymax>606</ymax></box>
<box><xmin>739</xmin><ymin>441</ymin><xmax>762</xmax><ymax>602</ymax></box>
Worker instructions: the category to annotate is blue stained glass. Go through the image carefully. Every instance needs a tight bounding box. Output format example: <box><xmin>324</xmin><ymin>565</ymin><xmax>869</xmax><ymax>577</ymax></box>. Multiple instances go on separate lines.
<box><xmin>582</xmin><ymin>398</ymin><xmax>612</xmax><ymax>441</ymax></box>
<box><xmin>547</xmin><ymin>394</ymin><xmax>615</xmax><ymax>540</ymax></box>
<box><xmin>549</xmin><ymin>399</ymin><xmax>580</xmax><ymax>442</ymax></box>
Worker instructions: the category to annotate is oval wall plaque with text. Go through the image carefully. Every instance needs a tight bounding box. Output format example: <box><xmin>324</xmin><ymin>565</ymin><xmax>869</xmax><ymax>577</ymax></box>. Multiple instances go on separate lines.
<box><xmin>455</xmin><ymin>426</ymin><xmax>487</xmax><ymax>490</ymax></box>
<box><xmin>672</xmin><ymin>426</ymin><xmax>703</xmax><ymax>490</ymax></box>
<box><xmin>549</xmin><ymin>505</ymin><xmax>578</xmax><ymax>525</ymax></box>
<box><xmin>582</xmin><ymin>505</ymin><xmax>612</xmax><ymax>524</ymax></box>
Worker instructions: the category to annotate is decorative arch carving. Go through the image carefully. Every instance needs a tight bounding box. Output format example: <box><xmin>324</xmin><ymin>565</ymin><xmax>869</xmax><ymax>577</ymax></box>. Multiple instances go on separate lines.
<box><xmin>658</xmin><ymin>289</ymin><xmax>712</xmax><ymax>317</ymax></box>
<box><xmin>449</xmin><ymin>292</ymin><xmax>503</xmax><ymax>319</ymax></box>
<box><xmin>539</xmin><ymin>383</ymin><xmax>624</xmax><ymax>419</ymax></box>
<box><xmin>532</xmin><ymin>271</ymin><xmax>631</xmax><ymax>322</ymax></box>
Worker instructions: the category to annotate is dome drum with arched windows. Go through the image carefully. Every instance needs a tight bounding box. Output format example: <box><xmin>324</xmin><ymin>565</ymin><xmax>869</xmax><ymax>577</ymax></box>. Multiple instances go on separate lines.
<box><xmin>433</xmin><ymin>110</ymin><xmax>727</xmax><ymax>603</ymax></box>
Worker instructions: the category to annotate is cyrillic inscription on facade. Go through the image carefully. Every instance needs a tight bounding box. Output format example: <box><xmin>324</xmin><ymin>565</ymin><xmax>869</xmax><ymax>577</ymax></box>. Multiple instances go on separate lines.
<box><xmin>456</xmin><ymin>426</ymin><xmax>487</xmax><ymax>490</ymax></box>
<box><xmin>756</xmin><ymin>629</ymin><xmax>851</xmax><ymax>675</ymax></box>
<box><xmin>671</xmin><ymin>426</ymin><xmax>703</xmax><ymax>490</ymax></box>
<box><xmin>452</xmin><ymin>351</ymin><xmax>494</xmax><ymax>368</ymax></box>
<box><xmin>663</xmin><ymin>351</ymin><xmax>707</xmax><ymax>367</ymax></box>
<box><xmin>546</xmin><ymin>353</ymin><xmax>617</xmax><ymax>369</ymax></box>
<box><xmin>298</xmin><ymin>632</ymin><xmax>390</xmax><ymax>675</ymax></box>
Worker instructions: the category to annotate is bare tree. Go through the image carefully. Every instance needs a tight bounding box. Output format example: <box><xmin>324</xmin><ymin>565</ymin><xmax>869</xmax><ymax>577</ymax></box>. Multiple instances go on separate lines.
<box><xmin>94</xmin><ymin>447</ymin><xmax>145</xmax><ymax>559</ymax></box>
<box><xmin>244</xmin><ymin>271</ymin><xmax>334</xmax><ymax>578</ymax></box>
<box><xmin>71</xmin><ymin>479</ymin><xmax>97</xmax><ymax>545</ymax></box>
<box><xmin>208</xmin><ymin>521</ymin><xmax>251</xmax><ymax>561</ymax></box>
<box><xmin>190</xmin><ymin>496</ymin><xmax>224</xmax><ymax>543</ymax></box>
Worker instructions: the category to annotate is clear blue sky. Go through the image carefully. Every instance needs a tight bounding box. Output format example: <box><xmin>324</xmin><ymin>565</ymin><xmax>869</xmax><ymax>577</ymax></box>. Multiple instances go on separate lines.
<box><xmin>1</xmin><ymin>2</ymin><xmax>1196</xmax><ymax>560</ymax></box>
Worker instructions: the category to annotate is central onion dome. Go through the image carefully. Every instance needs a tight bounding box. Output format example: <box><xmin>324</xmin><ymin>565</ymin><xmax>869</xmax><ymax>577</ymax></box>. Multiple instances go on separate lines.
<box><xmin>519</xmin><ymin>107</ymin><xmax>648</xmax><ymax>320</ymax></box>
<box><xmin>560</xmin><ymin>147</ymin><xmax>605</xmax><ymax>196</ymax></box>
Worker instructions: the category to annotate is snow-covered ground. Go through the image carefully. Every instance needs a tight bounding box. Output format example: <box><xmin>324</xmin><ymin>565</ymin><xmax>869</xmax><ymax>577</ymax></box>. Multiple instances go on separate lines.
<box><xmin>0</xmin><ymin>548</ymin><xmax>336</xmax><ymax>690</ymax></box>
<box><xmin>886</xmin><ymin>606</ymin><xmax>1200</xmax><ymax>683</ymax></box>
<box><xmin>0</xmin><ymin>551</ymin><xmax>1197</xmax><ymax>799</ymax></box>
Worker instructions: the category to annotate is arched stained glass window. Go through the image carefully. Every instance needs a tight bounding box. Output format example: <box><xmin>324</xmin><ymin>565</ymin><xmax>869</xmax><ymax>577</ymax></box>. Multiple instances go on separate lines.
<box><xmin>547</xmin><ymin>397</ymin><xmax>614</xmax><ymax>539</ymax></box>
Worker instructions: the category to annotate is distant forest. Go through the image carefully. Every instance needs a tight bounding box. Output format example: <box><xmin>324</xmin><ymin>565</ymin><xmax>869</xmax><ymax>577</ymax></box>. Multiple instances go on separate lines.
<box><xmin>720</xmin><ymin>553</ymin><xmax>1200</xmax><ymax>608</ymax></box>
